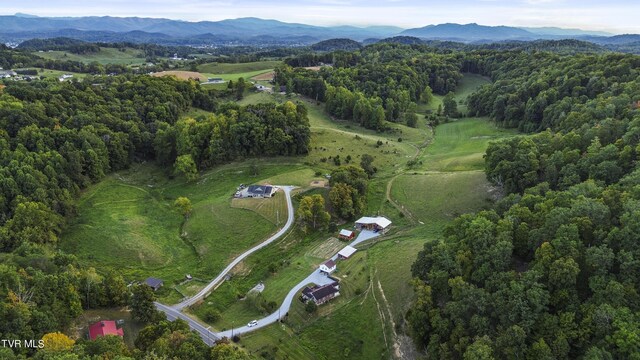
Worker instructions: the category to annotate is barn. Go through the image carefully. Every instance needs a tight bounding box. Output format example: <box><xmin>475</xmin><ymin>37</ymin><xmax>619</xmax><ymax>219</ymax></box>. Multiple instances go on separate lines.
<box><xmin>355</xmin><ymin>216</ymin><xmax>392</xmax><ymax>233</ymax></box>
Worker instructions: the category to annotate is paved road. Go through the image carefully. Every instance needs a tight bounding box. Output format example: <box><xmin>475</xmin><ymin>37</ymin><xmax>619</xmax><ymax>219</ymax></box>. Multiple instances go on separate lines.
<box><xmin>154</xmin><ymin>185</ymin><xmax>295</xmax><ymax>343</ymax></box>
<box><xmin>173</xmin><ymin>186</ymin><xmax>295</xmax><ymax>310</ymax></box>
<box><xmin>215</xmin><ymin>229</ymin><xmax>380</xmax><ymax>338</ymax></box>
<box><xmin>216</xmin><ymin>269</ymin><xmax>335</xmax><ymax>338</ymax></box>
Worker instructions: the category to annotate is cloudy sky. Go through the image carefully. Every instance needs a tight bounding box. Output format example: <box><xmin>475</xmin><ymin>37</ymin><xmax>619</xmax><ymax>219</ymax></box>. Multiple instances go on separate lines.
<box><xmin>4</xmin><ymin>0</ymin><xmax>640</xmax><ymax>33</ymax></box>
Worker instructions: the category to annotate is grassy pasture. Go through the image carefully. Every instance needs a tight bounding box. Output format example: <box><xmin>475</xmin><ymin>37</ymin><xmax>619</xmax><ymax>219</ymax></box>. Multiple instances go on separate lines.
<box><xmin>60</xmin><ymin>162</ymin><xmax>313</xmax><ymax>302</ymax></box>
<box><xmin>420</xmin><ymin>118</ymin><xmax>518</xmax><ymax>171</ymax></box>
<box><xmin>391</xmin><ymin>172</ymin><xmax>494</xmax><ymax>231</ymax></box>
<box><xmin>34</xmin><ymin>47</ymin><xmax>145</xmax><ymax>65</ymax></box>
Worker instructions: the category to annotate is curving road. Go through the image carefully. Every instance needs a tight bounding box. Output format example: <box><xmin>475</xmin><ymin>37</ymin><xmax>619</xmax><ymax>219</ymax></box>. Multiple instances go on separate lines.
<box><xmin>174</xmin><ymin>186</ymin><xmax>296</xmax><ymax>310</ymax></box>
<box><xmin>154</xmin><ymin>185</ymin><xmax>382</xmax><ymax>345</ymax></box>
<box><xmin>154</xmin><ymin>185</ymin><xmax>295</xmax><ymax>343</ymax></box>
<box><xmin>215</xmin><ymin>229</ymin><xmax>380</xmax><ymax>339</ymax></box>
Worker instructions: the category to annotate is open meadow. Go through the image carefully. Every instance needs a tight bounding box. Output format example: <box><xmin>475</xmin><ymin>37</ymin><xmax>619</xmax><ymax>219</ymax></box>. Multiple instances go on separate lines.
<box><xmin>34</xmin><ymin>47</ymin><xmax>146</xmax><ymax>65</ymax></box>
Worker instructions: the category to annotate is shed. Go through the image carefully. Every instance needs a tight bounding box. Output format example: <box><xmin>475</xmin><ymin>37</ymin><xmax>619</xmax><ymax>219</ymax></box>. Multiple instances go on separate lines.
<box><xmin>88</xmin><ymin>320</ymin><xmax>124</xmax><ymax>340</ymax></box>
<box><xmin>338</xmin><ymin>246</ymin><xmax>357</xmax><ymax>259</ymax></box>
<box><xmin>144</xmin><ymin>277</ymin><xmax>164</xmax><ymax>291</ymax></box>
<box><xmin>338</xmin><ymin>229</ymin><xmax>355</xmax><ymax>240</ymax></box>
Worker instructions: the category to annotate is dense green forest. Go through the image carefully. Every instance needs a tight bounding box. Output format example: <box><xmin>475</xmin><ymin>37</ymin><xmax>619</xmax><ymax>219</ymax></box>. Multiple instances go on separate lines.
<box><xmin>409</xmin><ymin>51</ymin><xmax>640</xmax><ymax>358</ymax></box>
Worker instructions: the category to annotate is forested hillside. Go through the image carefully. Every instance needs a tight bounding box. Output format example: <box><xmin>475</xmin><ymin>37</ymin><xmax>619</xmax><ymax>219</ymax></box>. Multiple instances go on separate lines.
<box><xmin>409</xmin><ymin>51</ymin><xmax>640</xmax><ymax>358</ymax></box>
<box><xmin>276</xmin><ymin>43</ymin><xmax>461</xmax><ymax>130</ymax></box>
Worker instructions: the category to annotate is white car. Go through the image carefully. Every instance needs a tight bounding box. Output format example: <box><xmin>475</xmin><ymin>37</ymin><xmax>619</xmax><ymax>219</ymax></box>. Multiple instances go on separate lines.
<box><xmin>247</xmin><ymin>320</ymin><xmax>258</xmax><ymax>327</ymax></box>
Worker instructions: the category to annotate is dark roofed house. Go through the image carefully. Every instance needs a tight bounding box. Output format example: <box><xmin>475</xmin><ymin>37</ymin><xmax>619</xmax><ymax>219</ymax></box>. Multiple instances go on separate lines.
<box><xmin>88</xmin><ymin>320</ymin><xmax>124</xmax><ymax>340</ymax></box>
<box><xmin>301</xmin><ymin>281</ymin><xmax>340</xmax><ymax>305</ymax></box>
<box><xmin>144</xmin><ymin>277</ymin><xmax>163</xmax><ymax>291</ymax></box>
<box><xmin>245</xmin><ymin>185</ymin><xmax>277</xmax><ymax>198</ymax></box>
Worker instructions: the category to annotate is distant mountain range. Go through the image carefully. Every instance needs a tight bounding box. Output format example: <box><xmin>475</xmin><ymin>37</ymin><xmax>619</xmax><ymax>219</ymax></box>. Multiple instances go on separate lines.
<box><xmin>0</xmin><ymin>14</ymin><xmax>636</xmax><ymax>47</ymax></box>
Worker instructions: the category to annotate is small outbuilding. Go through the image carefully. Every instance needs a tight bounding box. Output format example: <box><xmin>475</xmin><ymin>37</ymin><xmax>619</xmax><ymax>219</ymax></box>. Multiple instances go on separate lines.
<box><xmin>338</xmin><ymin>229</ymin><xmax>355</xmax><ymax>240</ymax></box>
<box><xmin>355</xmin><ymin>216</ymin><xmax>392</xmax><ymax>233</ymax></box>
<box><xmin>319</xmin><ymin>259</ymin><xmax>336</xmax><ymax>274</ymax></box>
<box><xmin>338</xmin><ymin>246</ymin><xmax>357</xmax><ymax>260</ymax></box>
<box><xmin>88</xmin><ymin>320</ymin><xmax>124</xmax><ymax>340</ymax></box>
<box><xmin>144</xmin><ymin>277</ymin><xmax>164</xmax><ymax>291</ymax></box>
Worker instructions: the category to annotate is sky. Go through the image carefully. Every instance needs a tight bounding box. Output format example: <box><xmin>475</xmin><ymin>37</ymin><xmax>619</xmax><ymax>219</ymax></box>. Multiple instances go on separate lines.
<box><xmin>3</xmin><ymin>0</ymin><xmax>640</xmax><ymax>34</ymax></box>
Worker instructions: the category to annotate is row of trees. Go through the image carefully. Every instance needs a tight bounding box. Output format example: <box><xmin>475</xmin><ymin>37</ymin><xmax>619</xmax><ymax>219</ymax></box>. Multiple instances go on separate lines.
<box><xmin>409</xmin><ymin>49</ymin><xmax>640</xmax><ymax>358</ymax></box>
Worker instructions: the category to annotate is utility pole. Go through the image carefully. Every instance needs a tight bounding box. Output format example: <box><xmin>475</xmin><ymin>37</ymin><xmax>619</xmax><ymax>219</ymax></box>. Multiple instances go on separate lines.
<box><xmin>231</xmin><ymin>321</ymin><xmax>234</xmax><ymax>339</ymax></box>
<box><xmin>206</xmin><ymin>326</ymin><xmax>211</xmax><ymax>346</ymax></box>
<box><xmin>277</xmin><ymin>210</ymin><xmax>279</xmax><ymax>226</ymax></box>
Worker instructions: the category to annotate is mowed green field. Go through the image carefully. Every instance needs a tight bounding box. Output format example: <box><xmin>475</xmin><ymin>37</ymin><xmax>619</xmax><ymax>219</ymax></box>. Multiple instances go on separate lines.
<box><xmin>34</xmin><ymin>47</ymin><xmax>146</xmax><ymax>65</ymax></box>
<box><xmin>60</xmin><ymin>162</ymin><xmax>315</xmax><ymax>302</ymax></box>
<box><xmin>391</xmin><ymin>172</ymin><xmax>494</xmax><ymax>231</ymax></box>
<box><xmin>421</xmin><ymin>118</ymin><xmax>518</xmax><ymax>171</ymax></box>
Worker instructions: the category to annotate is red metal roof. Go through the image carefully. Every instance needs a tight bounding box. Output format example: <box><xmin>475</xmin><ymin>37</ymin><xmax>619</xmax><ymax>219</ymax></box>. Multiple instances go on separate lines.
<box><xmin>88</xmin><ymin>320</ymin><xmax>124</xmax><ymax>340</ymax></box>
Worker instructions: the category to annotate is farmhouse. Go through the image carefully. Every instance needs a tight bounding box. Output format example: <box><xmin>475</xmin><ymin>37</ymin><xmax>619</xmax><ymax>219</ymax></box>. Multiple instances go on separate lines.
<box><xmin>355</xmin><ymin>216</ymin><xmax>392</xmax><ymax>233</ymax></box>
<box><xmin>241</xmin><ymin>185</ymin><xmax>278</xmax><ymax>198</ymax></box>
<box><xmin>254</xmin><ymin>84</ymin><xmax>270</xmax><ymax>91</ymax></box>
<box><xmin>208</xmin><ymin>77</ymin><xmax>225</xmax><ymax>84</ymax></box>
<box><xmin>144</xmin><ymin>277</ymin><xmax>164</xmax><ymax>291</ymax></box>
<box><xmin>338</xmin><ymin>229</ymin><xmax>355</xmax><ymax>240</ymax></box>
<box><xmin>301</xmin><ymin>280</ymin><xmax>340</xmax><ymax>305</ymax></box>
<box><xmin>319</xmin><ymin>259</ymin><xmax>336</xmax><ymax>274</ymax></box>
<box><xmin>338</xmin><ymin>245</ymin><xmax>357</xmax><ymax>259</ymax></box>
<box><xmin>88</xmin><ymin>320</ymin><xmax>124</xmax><ymax>340</ymax></box>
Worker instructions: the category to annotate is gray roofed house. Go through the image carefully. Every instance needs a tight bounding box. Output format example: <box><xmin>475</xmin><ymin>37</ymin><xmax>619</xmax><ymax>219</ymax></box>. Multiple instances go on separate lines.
<box><xmin>144</xmin><ymin>277</ymin><xmax>164</xmax><ymax>291</ymax></box>
<box><xmin>245</xmin><ymin>185</ymin><xmax>277</xmax><ymax>198</ymax></box>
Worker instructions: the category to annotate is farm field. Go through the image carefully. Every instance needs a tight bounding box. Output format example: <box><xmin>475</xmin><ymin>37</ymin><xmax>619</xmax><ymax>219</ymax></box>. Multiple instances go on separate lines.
<box><xmin>34</xmin><ymin>47</ymin><xmax>146</xmax><ymax>65</ymax></box>
<box><xmin>197</xmin><ymin>60</ymin><xmax>281</xmax><ymax>74</ymax></box>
